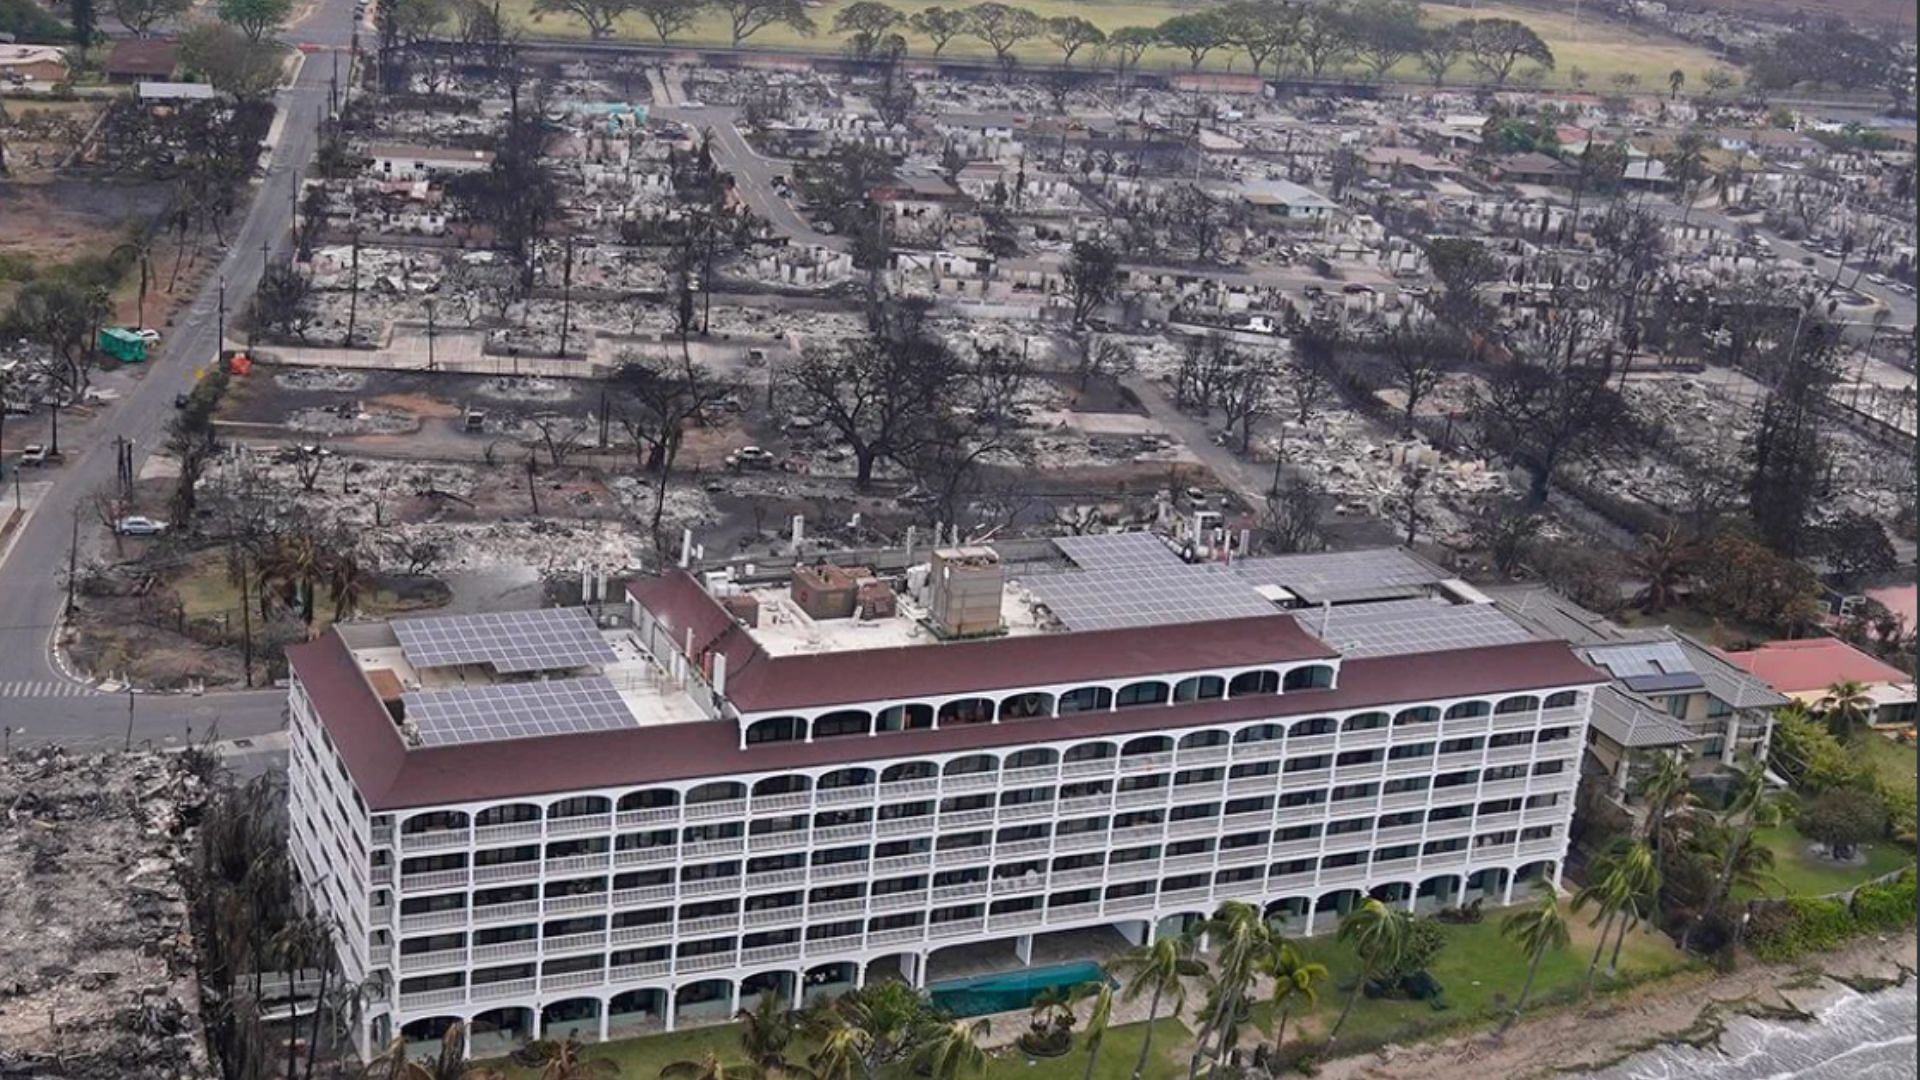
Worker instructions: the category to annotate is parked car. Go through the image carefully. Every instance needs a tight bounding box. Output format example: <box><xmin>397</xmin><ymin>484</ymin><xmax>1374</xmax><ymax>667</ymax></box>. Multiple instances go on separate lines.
<box><xmin>115</xmin><ymin>516</ymin><xmax>169</xmax><ymax>536</ymax></box>
<box><xmin>727</xmin><ymin>446</ymin><xmax>778</xmax><ymax>471</ymax></box>
<box><xmin>18</xmin><ymin>444</ymin><xmax>48</xmax><ymax>466</ymax></box>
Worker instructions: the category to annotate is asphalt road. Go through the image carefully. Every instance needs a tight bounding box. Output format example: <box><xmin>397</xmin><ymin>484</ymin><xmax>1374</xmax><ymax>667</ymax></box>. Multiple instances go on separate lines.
<box><xmin>655</xmin><ymin>102</ymin><xmax>849</xmax><ymax>253</ymax></box>
<box><xmin>0</xmin><ymin>3</ymin><xmax>357</xmax><ymax>749</ymax></box>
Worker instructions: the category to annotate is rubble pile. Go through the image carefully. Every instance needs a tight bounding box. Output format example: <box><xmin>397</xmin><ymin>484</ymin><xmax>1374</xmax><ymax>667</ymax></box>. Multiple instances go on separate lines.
<box><xmin>0</xmin><ymin>750</ymin><xmax>214</xmax><ymax>1080</ymax></box>
<box><xmin>1617</xmin><ymin>375</ymin><xmax>1913</xmax><ymax>523</ymax></box>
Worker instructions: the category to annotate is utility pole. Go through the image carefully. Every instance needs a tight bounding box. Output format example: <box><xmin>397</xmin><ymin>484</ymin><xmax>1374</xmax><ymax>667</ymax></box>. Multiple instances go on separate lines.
<box><xmin>557</xmin><ymin>236</ymin><xmax>575</xmax><ymax>358</ymax></box>
<box><xmin>425</xmin><ymin>299</ymin><xmax>437</xmax><ymax>371</ymax></box>
<box><xmin>216</xmin><ymin>277</ymin><xmax>226</xmax><ymax>356</ymax></box>
<box><xmin>346</xmin><ymin>230</ymin><xmax>361</xmax><ymax>346</ymax></box>
<box><xmin>65</xmin><ymin>511</ymin><xmax>78</xmax><ymax>616</ymax></box>
<box><xmin>124</xmin><ymin>686</ymin><xmax>134</xmax><ymax>752</ymax></box>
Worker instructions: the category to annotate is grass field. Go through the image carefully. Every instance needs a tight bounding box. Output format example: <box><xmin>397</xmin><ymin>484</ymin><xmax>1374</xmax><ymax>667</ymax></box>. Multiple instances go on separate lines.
<box><xmin>1251</xmin><ymin>915</ymin><xmax>1689</xmax><ymax>1052</ymax></box>
<box><xmin>478</xmin><ymin>917</ymin><xmax>1687</xmax><ymax>1077</ymax></box>
<box><xmin>1738</xmin><ymin>822</ymin><xmax>1916</xmax><ymax>900</ymax></box>
<box><xmin>168</xmin><ymin>550</ymin><xmax>437</xmax><ymax>636</ymax></box>
<box><xmin>485</xmin><ymin>1015</ymin><xmax>1196</xmax><ymax>1080</ymax></box>
<box><xmin>496</xmin><ymin>0</ymin><xmax>1731</xmax><ymax>90</ymax></box>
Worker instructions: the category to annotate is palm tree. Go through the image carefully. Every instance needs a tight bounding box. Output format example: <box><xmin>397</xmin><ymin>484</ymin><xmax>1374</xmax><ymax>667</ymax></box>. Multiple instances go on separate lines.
<box><xmin>1076</xmin><ymin>982</ymin><xmax>1115</xmax><ymax>1080</ymax></box>
<box><xmin>1633</xmin><ymin>751</ymin><xmax>1695</xmax><ymax>883</ymax></box>
<box><xmin>329</xmin><ymin>545</ymin><xmax>372</xmax><ymax>621</ymax></box>
<box><xmin>1573</xmin><ymin>840</ymin><xmax>1658</xmax><ymax>996</ymax></box>
<box><xmin>1029</xmin><ymin>985</ymin><xmax>1076</xmax><ymax>1041</ymax></box>
<box><xmin>540</xmin><ymin>1038</ymin><xmax>618</xmax><ymax>1079</ymax></box>
<box><xmin>1626</xmin><ymin>526</ymin><xmax>1695</xmax><ymax>612</ymax></box>
<box><xmin>1668</xmin><ymin>68</ymin><xmax>1684</xmax><ymax>98</ymax></box>
<box><xmin>1682</xmin><ymin>759</ymin><xmax>1785</xmax><ymax>951</ymax></box>
<box><xmin>738</xmin><ymin>993</ymin><xmax>801</xmax><ymax>1076</ymax></box>
<box><xmin>1188</xmin><ymin>901</ymin><xmax>1274</xmax><ymax>1080</ymax></box>
<box><xmin>912</xmin><ymin>1018</ymin><xmax>990</xmax><ymax>1080</ymax></box>
<box><xmin>1109</xmin><ymin>933</ymin><xmax>1190</xmax><ymax>1080</ymax></box>
<box><xmin>1818</xmin><ymin>680</ymin><xmax>1875</xmax><ymax>741</ymax></box>
<box><xmin>271</xmin><ymin>915</ymin><xmax>329</xmax><ymax>1080</ymax></box>
<box><xmin>837</xmin><ymin>982</ymin><xmax>923</xmax><ymax>1079</ymax></box>
<box><xmin>661</xmin><ymin>1051</ymin><xmax>765</xmax><ymax>1080</ymax></box>
<box><xmin>1498</xmin><ymin>893</ymin><xmax>1570</xmax><ymax>1032</ymax></box>
<box><xmin>1326</xmin><ymin>899</ymin><xmax>1411</xmax><ymax>1046</ymax></box>
<box><xmin>802</xmin><ymin>1020</ymin><xmax>867</xmax><ymax>1080</ymax></box>
<box><xmin>1261</xmin><ymin>942</ymin><xmax>1327</xmax><ymax>1051</ymax></box>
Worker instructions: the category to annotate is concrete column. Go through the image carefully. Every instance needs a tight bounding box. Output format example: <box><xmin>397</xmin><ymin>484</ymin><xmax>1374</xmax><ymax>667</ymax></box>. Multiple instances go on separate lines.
<box><xmin>854</xmin><ymin>964</ymin><xmax>867</xmax><ymax>989</ymax></box>
<box><xmin>1551</xmin><ymin>862</ymin><xmax>1564</xmax><ymax>892</ymax></box>
<box><xmin>1403</xmin><ymin>887</ymin><xmax>1418</xmax><ymax>913</ymax></box>
<box><xmin>530</xmin><ymin>1010</ymin><xmax>543</xmax><ymax>1041</ymax></box>
<box><xmin>665</xmin><ymin>993</ymin><xmax>678</xmax><ymax>1033</ymax></box>
<box><xmin>909</xmin><ymin>953</ymin><xmax>925</xmax><ymax>988</ymax></box>
<box><xmin>1116</xmin><ymin>919</ymin><xmax>1149</xmax><ymax>947</ymax></box>
<box><xmin>598</xmin><ymin>1001</ymin><xmax>610</xmax><ymax>1042</ymax></box>
<box><xmin>1302</xmin><ymin>907</ymin><xmax>1316</xmax><ymax>936</ymax></box>
<box><xmin>728</xmin><ymin>980</ymin><xmax>741</xmax><ymax>1016</ymax></box>
<box><xmin>1015</xmin><ymin>934</ymin><xmax>1034</xmax><ymax>965</ymax></box>
<box><xmin>1721</xmin><ymin>714</ymin><xmax>1739</xmax><ymax>765</ymax></box>
<box><xmin>1501</xmin><ymin>871</ymin><xmax>1516</xmax><ymax>906</ymax></box>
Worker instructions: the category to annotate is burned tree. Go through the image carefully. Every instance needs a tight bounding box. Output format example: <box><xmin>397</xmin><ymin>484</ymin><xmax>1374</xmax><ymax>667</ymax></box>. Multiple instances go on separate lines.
<box><xmin>612</xmin><ymin>353</ymin><xmax>734</xmax><ymax>552</ymax></box>
<box><xmin>786</xmin><ymin>323</ymin><xmax>966</xmax><ymax>489</ymax></box>
<box><xmin>1473</xmin><ymin>288</ymin><xmax>1637</xmax><ymax>504</ymax></box>
<box><xmin>1065</xmin><ymin>238</ymin><xmax>1121</xmax><ymax>331</ymax></box>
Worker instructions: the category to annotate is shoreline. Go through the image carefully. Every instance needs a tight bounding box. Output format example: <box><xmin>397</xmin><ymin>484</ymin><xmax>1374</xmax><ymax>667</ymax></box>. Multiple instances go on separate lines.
<box><xmin>1314</xmin><ymin>931</ymin><xmax>1919</xmax><ymax>1080</ymax></box>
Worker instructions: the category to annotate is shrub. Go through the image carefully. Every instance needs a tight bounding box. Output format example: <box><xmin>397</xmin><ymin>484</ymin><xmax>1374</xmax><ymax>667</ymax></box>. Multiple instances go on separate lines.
<box><xmin>1851</xmin><ymin>872</ymin><xmax>1918</xmax><ymax>932</ymax></box>
<box><xmin>1748</xmin><ymin>896</ymin><xmax>1857</xmax><ymax>961</ymax></box>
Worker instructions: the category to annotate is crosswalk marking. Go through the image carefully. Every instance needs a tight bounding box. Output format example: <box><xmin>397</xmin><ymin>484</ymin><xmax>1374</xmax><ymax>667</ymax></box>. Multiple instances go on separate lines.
<box><xmin>0</xmin><ymin>680</ymin><xmax>100</xmax><ymax>699</ymax></box>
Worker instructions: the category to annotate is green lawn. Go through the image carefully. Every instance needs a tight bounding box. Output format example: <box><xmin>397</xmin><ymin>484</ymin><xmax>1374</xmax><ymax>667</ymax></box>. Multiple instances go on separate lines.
<box><xmin>485</xmin><ymin>1016</ymin><xmax>1195</xmax><ymax>1080</ymax></box>
<box><xmin>1249</xmin><ymin>914</ymin><xmax>1690</xmax><ymax>1053</ymax></box>
<box><xmin>1737</xmin><ymin>822</ymin><xmax>1915</xmax><ymax>900</ymax></box>
<box><xmin>493</xmin><ymin>0</ymin><xmax>1731</xmax><ymax>89</ymax></box>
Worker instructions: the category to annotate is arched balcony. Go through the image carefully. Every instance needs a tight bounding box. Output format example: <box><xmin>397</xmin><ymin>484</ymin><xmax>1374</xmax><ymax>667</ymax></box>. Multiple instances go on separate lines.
<box><xmin>1343</xmin><ymin>711</ymin><xmax>1389</xmax><ymax>732</ymax></box>
<box><xmin>1445</xmin><ymin>700</ymin><xmax>1491</xmax><ymax>720</ymax></box>
<box><xmin>1056</xmin><ymin>686</ymin><xmax>1114</xmax><ymax>715</ymax></box>
<box><xmin>1495</xmin><ymin>695</ymin><xmax>1540</xmax><ymax>714</ymax></box>
<box><xmin>937</xmin><ymin>698</ymin><xmax>995</xmax><ymax>727</ymax></box>
<box><xmin>812</xmin><ymin>710</ymin><xmax>873</xmax><ymax>740</ymax></box>
<box><xmin>1173</xmin><ymin>675</ymin><xmax>1226</xmax><ymax>703</ymax></box>
<box><xmin>998</xmin><ymin>692</ymin><xmax>1054</xmax><ymax>721</ymax></box>
<box><xmin>1228</xmin><ymin>670</ymin><xmax>1280</xmax><ymax>697</ymax></box>
<box><xmin>876</xmin><ymin>703</ymin><xmax>934</xmax><ymax>733</ymax></box>
<box><xmin>1394</xmin><ymin>706</ymin><xmax>1440</xmax><ymax>727</ymax></box>
<box><xmin>1283</xmin><ymin>664</ymin><xmax>1335</xmax><ymax>691</ymax></box>
<box><xmin>1115</xmin><ymin>681</ymin><xmax>1171</xmax><ymax>709</ymax></box>
<box><xmin>745</xmin><ymin>716</ymin><xmax>805</xmax><ymax>745</ymax></box>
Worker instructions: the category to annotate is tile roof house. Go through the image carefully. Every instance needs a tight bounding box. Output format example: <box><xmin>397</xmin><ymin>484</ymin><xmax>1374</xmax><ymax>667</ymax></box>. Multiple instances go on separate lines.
<box><xmin>1723</xmin><ymin>638</ymin><xmax>1917</xmax><ymax>728</ymax></box>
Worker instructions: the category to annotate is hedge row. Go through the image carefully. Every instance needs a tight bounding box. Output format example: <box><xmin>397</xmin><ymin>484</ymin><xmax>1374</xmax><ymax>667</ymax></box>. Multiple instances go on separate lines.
<box><xmin>1748</xmin><ymin>871</ymin><xmax>1918</xmax><ymax>962</ymax></box>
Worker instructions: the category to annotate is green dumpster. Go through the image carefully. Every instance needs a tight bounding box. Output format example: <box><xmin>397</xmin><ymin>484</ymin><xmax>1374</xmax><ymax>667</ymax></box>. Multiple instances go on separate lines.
<box><xmin>99</xmin><ymin>328</ymin><xmax>149</xmax><ymax>363</ymax></box>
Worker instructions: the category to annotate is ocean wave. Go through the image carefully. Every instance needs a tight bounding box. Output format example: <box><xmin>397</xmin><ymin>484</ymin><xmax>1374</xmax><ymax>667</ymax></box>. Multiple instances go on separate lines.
<box><xmin>1586</xmin><ymin>985</ymin><xmax>1917</xmax><ymax>1080</ymax></box>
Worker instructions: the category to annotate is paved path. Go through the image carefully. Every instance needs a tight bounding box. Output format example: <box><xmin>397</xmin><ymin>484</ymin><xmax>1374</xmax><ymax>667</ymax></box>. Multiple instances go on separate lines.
<box><xmin>0</xmin><ymin>4</ymin><xmax>356</xmax><ymax>748</ymax></box>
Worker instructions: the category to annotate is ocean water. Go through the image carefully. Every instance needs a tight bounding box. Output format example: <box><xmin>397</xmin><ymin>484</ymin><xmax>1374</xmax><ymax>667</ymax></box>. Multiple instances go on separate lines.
<box><xmin>1589</xmin><ymin>984</ymin><xmax>1917</xmax><ymax>1079</ymax></box>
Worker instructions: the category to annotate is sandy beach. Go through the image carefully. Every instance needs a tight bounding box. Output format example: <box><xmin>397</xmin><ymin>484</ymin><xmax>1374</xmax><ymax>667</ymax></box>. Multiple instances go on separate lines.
<box><xmin>1316</xmin><ymin>931</ymin><xmax>1919</xmax><ymax>1080</ymax></box>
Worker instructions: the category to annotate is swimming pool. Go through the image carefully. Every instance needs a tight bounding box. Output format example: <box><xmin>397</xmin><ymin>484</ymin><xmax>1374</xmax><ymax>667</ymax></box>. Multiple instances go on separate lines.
<box><xmin>927</xmin><ymin>960</ymin><xmax>1110</xmax><ymax>1017</ymax></box>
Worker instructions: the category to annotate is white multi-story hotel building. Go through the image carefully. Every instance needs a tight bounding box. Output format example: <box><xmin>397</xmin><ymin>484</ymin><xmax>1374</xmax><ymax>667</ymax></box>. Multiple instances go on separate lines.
<box><xmin>285</xmin><ymin>541</ymin><xmax>1604</xmax><ymax>1057</ymax></box>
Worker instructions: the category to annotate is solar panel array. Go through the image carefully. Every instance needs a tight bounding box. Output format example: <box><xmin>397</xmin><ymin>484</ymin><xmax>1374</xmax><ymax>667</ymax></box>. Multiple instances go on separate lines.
<box><xmin>406</xmin><ymin>676</ymin><xmax>636</xmax><ymax>747</ymax></box>
<box><xmin>393</xmin><ymin>607</ymin><xmax>619</xmax><ymax>674</ymax></box>
<box><xmin>1023</xmin><ymin>564</ymin><xmax>1277</xmax><ymax>631</ymax></box>
<box><xmin>1231</xmin><ymin>549</ymin><xmax>1443</xmax><ymax>604</ymax></box>
<box><xmin>1314</xmin><ymin>599</ymin><xmax>1536</xmax><ymax>658</ymax></box>
<box><xmin>1052</xmin><ymin>532</ymin><xmax>1185</xmax><ymax>572</ymax></box>
<box><xmin>1582</xmin><ymin>641</ymin><xmax>1695</xmax><ymax>680</ymax></box>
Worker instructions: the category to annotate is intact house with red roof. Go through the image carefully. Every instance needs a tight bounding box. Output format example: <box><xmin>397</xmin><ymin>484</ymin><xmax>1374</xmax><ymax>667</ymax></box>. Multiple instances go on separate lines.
<box><xmin>284</xmin><ymin>538</ymin><xmax>1606</xmax><ymax>1059</ymax></box>
<box><xmin>1723</xmin><ymin>638</ymin><xmax>1917</xmax><ymax>729</ymax></box>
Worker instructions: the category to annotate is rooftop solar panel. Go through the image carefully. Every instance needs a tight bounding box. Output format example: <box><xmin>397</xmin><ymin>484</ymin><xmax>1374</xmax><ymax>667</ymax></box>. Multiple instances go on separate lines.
<box><xmin>406</xmin><ymin>676</ymin><xmax>636</xmax><ymax>747</ymax></box>
<box><xmin>1022</xmin><ymin>563</ymin><xmax>1277</xmax><ymax>631</ymax></box>
<box><xmin>1583</xmin><ymin>641</ymin><xmax>1696</xmax><ymax>681</ymax></box>
<box><xmin>1230</xmin><ymin>549</ymin><xmax>1443</xmax><ymax>604</ymax></box>
<box><xmin>1312</xmin><ymin>598</ymin><xmax>1537</xmax><ymax>658</ymax></box>
<box><xmin>393</xmin><ymin>607</ymin><xmax>619</xmax><ymax>674</ymax></box>
<box><xmin>1053</xmin><ymin>532</ymin><xmax>1187</xmax><ymax>572</ymax></box>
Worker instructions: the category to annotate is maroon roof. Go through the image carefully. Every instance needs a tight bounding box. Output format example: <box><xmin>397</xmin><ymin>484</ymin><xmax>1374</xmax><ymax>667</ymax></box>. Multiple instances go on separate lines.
<box><xmin>288</xmin><ymin>631</ymin><xmax>1605</xmax><ymax>812</ymax></box>
<box><xmin>104</xmin><ymin>38</ymin><xmax>179</xmax><ymax>78</ymax></box>
<box><xmin>628</xmin><ymin>571</ymin><xmax>1340</xmax><ymax>713</ymax></box>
